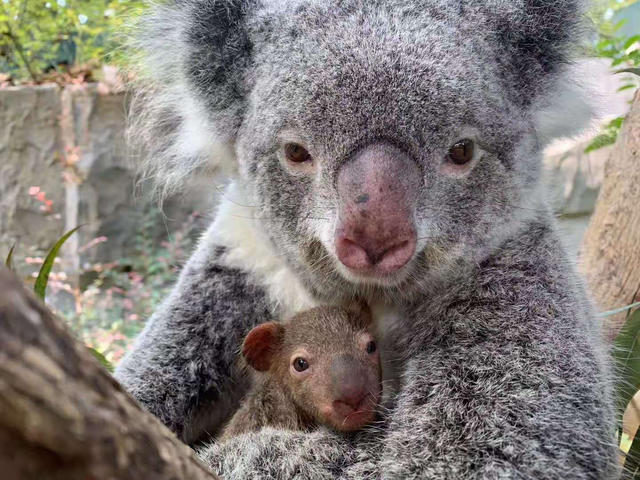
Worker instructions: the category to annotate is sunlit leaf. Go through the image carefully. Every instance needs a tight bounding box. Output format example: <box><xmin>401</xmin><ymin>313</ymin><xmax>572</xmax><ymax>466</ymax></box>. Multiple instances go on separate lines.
<box><xmin>88</xmin><ymin>347</ymin><xmax>114</xmax><ymax>373</ymax></box>
<box><xmin>623</xmin><ymin>416</ymin><xmax>640</xmax><ymax>478</ymax></box>
<box><xmin>616</xmin><ymin>68</ymin><xmax>640</xmax><ymax>77</ymax></box>
<box><xmin>624</xmin><ymin>35</ymin><xmax>640</xmax><ymax>50</ymax></box>
<box><xmin>585</xmin><ymin>133</ymin><xmax>618</xmax><ymax>153</ymax></box>
<box><xmin>613</xmin><ymin>309</ymin><xmax>640</xmax><ymax>419</ymax></box>
<box><xmin>34</xmin><ymin>226</ymin><xmax>81</xmax><ymax>300</ymax></box>
<box><xmin>5</xmin><ymin>244</ymin><xmax>15</xmax><ymax>271</ymax></box>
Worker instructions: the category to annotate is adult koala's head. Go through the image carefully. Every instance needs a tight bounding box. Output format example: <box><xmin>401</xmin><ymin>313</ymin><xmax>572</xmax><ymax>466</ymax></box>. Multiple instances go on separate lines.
<box><xmin>133</xmin><ymin>0</ymin><xmax>590</xmax><ymax>297</ymax></box>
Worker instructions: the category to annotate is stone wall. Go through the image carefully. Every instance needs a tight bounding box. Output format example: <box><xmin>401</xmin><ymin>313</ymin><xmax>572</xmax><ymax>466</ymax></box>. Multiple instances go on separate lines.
<box><xmin>0</xmin><ymin>84</ymin><xmax>213</xmax><ymax>271</ymax></box>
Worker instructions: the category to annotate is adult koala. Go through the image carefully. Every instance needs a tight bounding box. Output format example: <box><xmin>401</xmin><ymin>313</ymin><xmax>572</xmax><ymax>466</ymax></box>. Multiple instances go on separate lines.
<box><xmin>117</xmin><ymin>0</ymin><xmax>618</xmax><ymax>477</ymax></box>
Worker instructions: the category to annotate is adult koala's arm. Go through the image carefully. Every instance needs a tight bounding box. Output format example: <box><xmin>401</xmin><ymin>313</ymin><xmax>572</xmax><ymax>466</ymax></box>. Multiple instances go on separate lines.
<box><xmin>198</xmin><ymin>222</ymin><xmax>618</xmax><ymax>479</ymax></box>
<box><xmin>115</xmin><ymin>237</ymin><xmax>272</xmax><ymax>444</ymax></box>
<box><xmin>379</xmin><ymin>224</ymin><xmax>618</xmax><ymax>479</ymax></box>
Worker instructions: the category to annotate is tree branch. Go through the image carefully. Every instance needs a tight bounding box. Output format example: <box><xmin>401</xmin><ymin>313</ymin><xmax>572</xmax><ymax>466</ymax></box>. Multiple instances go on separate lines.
<box><xmin>0</xmin><ymin>267</ymin><xmax>218</xmax><ymax>480</ymax></box>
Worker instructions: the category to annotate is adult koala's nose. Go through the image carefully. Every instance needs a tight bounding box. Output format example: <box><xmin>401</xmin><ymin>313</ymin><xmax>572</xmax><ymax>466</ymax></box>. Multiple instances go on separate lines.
<box><xmin>335</xmin><ymin>143</ymin><xmax>419</xmax><ymax>276</ymax></box>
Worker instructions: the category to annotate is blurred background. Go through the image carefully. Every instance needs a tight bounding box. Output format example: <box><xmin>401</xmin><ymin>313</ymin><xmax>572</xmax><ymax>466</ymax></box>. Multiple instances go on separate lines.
<box><xmin>0</xmin><ymin>0</ymin><xmax>639</xmax><ymax>365</ymax></box>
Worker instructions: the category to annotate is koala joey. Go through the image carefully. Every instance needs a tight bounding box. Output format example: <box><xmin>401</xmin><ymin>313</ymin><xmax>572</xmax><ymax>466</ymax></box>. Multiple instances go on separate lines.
<box><xmin>220</xmin><ymin>304</ymin><xmax>381</xmax><ymax>441</ymax></box>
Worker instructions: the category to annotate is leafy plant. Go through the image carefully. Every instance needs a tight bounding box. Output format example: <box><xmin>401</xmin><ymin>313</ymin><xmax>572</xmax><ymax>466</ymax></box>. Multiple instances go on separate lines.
<box><xmin>585</xmin><ymin>116</ymin><xmax>626</xmax><ymax>153</ymax></box>
<box><xmin>611</xmin><ymin>303</ymin><xmax>640</xmax><ymax>476</ymax></box>
<box><xmin>4</xmin><ymin>226</ymin><xmax>115</xmax><ymax>373</ymax></box>
<box><xmin>34</xmin><ymin>225</ymin><xmax>81</xmax><ymax>300</ymax></box>
<box><xmin>5</xmin><ymin>244</ymin><xmax>14</xmax><ymax>270</ymax></box>
<box><xmin>586</xmin><ymin>1</ymin><xmax>640</xmax><ymax>153</ymax></box>
<box><xmin>0</xmin><ymin>0</ymin><xmax>144</xmax><ymax>83</ymax></box>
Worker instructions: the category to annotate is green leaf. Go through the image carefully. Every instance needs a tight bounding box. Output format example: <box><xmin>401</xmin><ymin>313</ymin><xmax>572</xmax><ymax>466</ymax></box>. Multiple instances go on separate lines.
<box><xmin>623</xmin><ymin>419</ymin><xmax>640</xmax><ymax>478</ymax></box>
<box><xmin>88</xmin><ymin>346</ymin><xmax>114</xmax><ymax>373</ymax></box>
<box><xmin>624</xmin><ymin>35</ymin><xmax>640</xmax><ymax>51</ymax></box>
<box><xmin>585</xmin><ymin>133</ymin><xmax>618</xmax><ymax>153</ymax></box>
<box><xmin>614</xmin><ymin>19</ymin><xmax>629</xmax><ymax>32</ymax></box>
<box><xmin>611</xmin><ymin>116</ymin><xmax>626</xmax><ymax>129</ymax></box>
<box><xmin>34</xmin><ymin>226</ymin><xmax>81</xmax><ymax>300</ymax></box>
<box><xmin>613</xmin><ymin>309</ymin><xmax>640</xmax><ymax>418</ymax></box>
<box><xmin>613</xmin><ymin>56</ymin><xmax>628</xmax><ymax>67</ymax></box>
<box><xmin>5</xmin><ymin>244</ymin><xmax>15</xmax><ymax>271</ymax></box>
<box><xmin>616</xmin><ymin>68</ymin><xmax>640</xmax><ymax>77</ymax></box>
<box><xmin>618</xmin><ymin>84</ymin><xmax>637</xmax><ymax>92</ymax></box>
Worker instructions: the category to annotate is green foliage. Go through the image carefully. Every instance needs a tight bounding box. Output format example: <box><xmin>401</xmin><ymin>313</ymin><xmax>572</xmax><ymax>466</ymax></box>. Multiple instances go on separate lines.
<box><xmin>612</xmin><ymin>305</ymin><xmax>640</xmax><ymax>476</ymax></box>
<box><xmin>586</xmin><ymin>1</ymin><xmax>640</xmax><ymax>153</ymax></box>
<box><xmin>5</xmin><ymin>244</ymin><xmax>14</xmax><ymax>270</ymax></box>
<box><xmin>0</xmin><ymin>0</ymin><xmax>144</xmax><ymax>82</ymax></box>
<box><xmin>56</xmin><ymin>208</ymin><xmax>201</xmax><ymax>365</ymax></box>
<box><xmin>613</xmin><ymin>307</ymin><xmax>640</xmax><ymax>416</ymax></box>
<box><xmin>88</xmin><ymin>346</ymin><xmax>114</xmax><ymax>373</ymax></box>
<box><xmin>34</xmin><ymin>225</ymin><xmax>81</xmax><ymax>300</ymax></box>
<box><xmin>5</xmin><ymin>226</ymin><xmax>116</xmax><ymax>373</ymax></box>
<box><xmin>585</xmin><ymin>116</ymin><xmax>626</xmax><ymax>153</ymax></box>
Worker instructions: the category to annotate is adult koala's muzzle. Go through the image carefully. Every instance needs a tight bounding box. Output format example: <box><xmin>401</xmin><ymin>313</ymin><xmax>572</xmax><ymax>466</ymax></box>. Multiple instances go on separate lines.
<box><xmin>334</xmin><ymin>143</ymin><xmax>420</xmax><ymax>277</ymax></box>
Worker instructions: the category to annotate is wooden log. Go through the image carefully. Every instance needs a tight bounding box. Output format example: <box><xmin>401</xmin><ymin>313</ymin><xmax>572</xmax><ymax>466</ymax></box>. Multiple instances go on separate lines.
<box><xmin>0</xmin><ymin>267</ymin><xmax>217</xmax><ymax>480</ymax></box>
<box><xmin>580</xmin><ymin>91</ymin><xmax>640</xmax><ymax>341</ymax></box>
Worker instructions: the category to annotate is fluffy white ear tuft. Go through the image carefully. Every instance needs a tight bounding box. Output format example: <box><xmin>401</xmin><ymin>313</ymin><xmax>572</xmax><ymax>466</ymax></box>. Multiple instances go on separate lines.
<box><xmin>533</xmin><ymin>61</ymin><xmax>606</xmax><ymax>146</ymax></box>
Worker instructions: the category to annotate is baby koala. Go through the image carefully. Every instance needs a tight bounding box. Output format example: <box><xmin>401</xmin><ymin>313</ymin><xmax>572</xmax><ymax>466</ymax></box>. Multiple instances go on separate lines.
<box><xmin>220</xmin><ymin>303</ymin><xmax>381</xmax><ymax>440</ymax></box>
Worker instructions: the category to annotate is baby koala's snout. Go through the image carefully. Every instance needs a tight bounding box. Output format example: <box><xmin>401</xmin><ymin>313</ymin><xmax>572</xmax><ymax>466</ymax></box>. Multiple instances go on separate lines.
<box><xmin>329</xmin><ymin>354</ymin><xmax>379</xmax><ymax>423</ymax></box>
<box><xmin>335</xmin><ymin>143</ymin><xmax>419</xmax><ymax>276</ymax></box>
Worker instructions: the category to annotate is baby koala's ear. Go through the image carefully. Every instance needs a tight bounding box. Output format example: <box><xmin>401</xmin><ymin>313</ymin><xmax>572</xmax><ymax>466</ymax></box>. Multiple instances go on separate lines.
<box><xmin>346</xmin><ymin>299</ymin><xmax>373</xmax><ymax>325</ymax></box>
<box><xmin>242</xmin><ymin>322</ymin><xmax>284</xmax><ymax>372</ymax></box>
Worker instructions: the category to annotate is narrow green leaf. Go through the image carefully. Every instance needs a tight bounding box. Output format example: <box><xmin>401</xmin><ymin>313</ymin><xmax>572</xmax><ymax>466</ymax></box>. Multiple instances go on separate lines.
<box><xmin>623</xmin><ymin>420</ymin><xmax>640</xmax><ymax>478</ymax></box>
<box><xmin>624</xmin><ymin>35</ymin><xmax>640</xmax><ymax>51</ymax></box>
<box><xmin>613</xmin><ymin>309</ymin><xmax>640</xmax><ymax>417</ymax></box>
<box><xmin>613</xmin><ymin>56</ymin><xmax>628</xmax><ymax>67</ymax></box>
<box><xmin>585</xmin><ymin>133</ymin><xmax>618</xmax><ymax>153</ymax></box>
<box><xmin>88</xmin><ymin>347</ymin><xmax>114</xmax><ymax>373</ymax></box>
<box><xmin>5</xmin><ymin>244</ymin><xmax>15</xmax><ymax>271</ymax></box>
<box><xmin>610</xmin><ymin>116</ymin><xmax>626</xmax><ymax>129</ymax></box>
<box><xmin>616</xmin><ymin>68</ymin><xmax>640</xmax><ymax>77</ymax></box>
<box><xmin>614</xmin><ymin>19</ymin><xmax>629</xmax><ymax>32</ymax></box>
<box><xmin>34</xmin><ymin>226</ymin><xmax>81</xmax><ymax>300</ymax></box>
<box><xmin>618</xmin><ymin>84</ymin><xmax>637</xmax><ymax>92</ymax></box>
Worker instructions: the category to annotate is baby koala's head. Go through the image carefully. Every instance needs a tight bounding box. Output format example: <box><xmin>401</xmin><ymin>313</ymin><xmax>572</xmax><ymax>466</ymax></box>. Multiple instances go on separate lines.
<box><xmin>242</xmin><ymin>303</ymin><xmax>381</xmax><ymax>432</ymax></box>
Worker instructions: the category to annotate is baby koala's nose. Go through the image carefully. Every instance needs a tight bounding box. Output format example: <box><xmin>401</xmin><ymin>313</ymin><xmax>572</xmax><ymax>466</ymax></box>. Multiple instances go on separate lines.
<box><xmin>330</xmin><ymin>354</ymin><xmax>371</xmax><ymax>414</ymax></box>
<box><xmin>333</xmin><ymin>392</ymin><xmax>366</xmax><ymax>414</ymax></box>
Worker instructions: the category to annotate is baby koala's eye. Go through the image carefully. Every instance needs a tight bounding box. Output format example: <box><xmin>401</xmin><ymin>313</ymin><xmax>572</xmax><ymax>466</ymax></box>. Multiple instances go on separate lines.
<box><xmin>293</xmin><ymin>357</ymin><xmax>309</xmax><ymax>372</ymax></box>
<box><xmin>366</xmin><ymin>341</ymin><xmax>377</xmax><ymax>354</ymax></box>
<box><xmin>447</xmin><ymin>139</ymin><xmax>474</xmax><ymax>165</ymax></box>
<box><xmin>284</xmin><ymin>143</ymin><xmax>312</xmax><ymax>164</ymax></box>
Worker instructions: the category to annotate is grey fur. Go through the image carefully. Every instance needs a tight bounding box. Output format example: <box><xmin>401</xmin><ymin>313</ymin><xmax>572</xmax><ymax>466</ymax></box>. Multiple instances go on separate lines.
<box><xmin>117</xmin><ymin>0</ymin><xmax>619</xmax><ymax>477</ymax></box>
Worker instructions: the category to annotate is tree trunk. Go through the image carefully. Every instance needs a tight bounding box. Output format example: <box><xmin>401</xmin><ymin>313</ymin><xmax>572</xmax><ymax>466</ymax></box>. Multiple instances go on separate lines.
<box><xmin>0</xmin><ymin>267</ymin><xmax>217</xmax><ymax>480</ymax></box>
<box><xmin>580</xmin><ymin>91</ymin><xmax>640</xmax><ymax>342</ymax></box>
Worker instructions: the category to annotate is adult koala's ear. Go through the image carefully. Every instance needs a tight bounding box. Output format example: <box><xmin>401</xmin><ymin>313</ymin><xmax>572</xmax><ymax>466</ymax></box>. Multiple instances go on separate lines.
<box><xmin>129</xmin><ymin>0</ymin><xmax>257</xmax><ymax>198</ymax></box>
<box><xmin>488</xmin><ymin>0</ymin><xmax>595</xmax><ymax>143</ymax></box>
<box><xmin>185</xmin><ymin>0</ymin><xmax>254</xmax><ymax>113</ymax></box>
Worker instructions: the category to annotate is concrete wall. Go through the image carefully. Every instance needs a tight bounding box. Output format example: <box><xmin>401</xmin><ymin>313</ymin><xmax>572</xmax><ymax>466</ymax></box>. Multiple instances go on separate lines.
<box><xmin>0</xmin><ymin>84</ymin><xmax>212</xmax><ymax>269</ymax></box>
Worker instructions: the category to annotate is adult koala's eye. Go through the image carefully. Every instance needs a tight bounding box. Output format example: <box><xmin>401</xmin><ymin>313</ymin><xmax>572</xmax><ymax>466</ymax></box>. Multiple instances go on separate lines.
<box><xmin>284</xmin><ymin>143</ymin><xmax>312</xmax><ymax>163</ymax></box>
<box><xmin>447</xmin><ymin>139</ymin><xmax>475</xmax><ymax>165</ymax></box>
<box><xmin>293</xmin><ymin>357</ymin><xmax>309</xmax><ymax>372</ymax></box>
